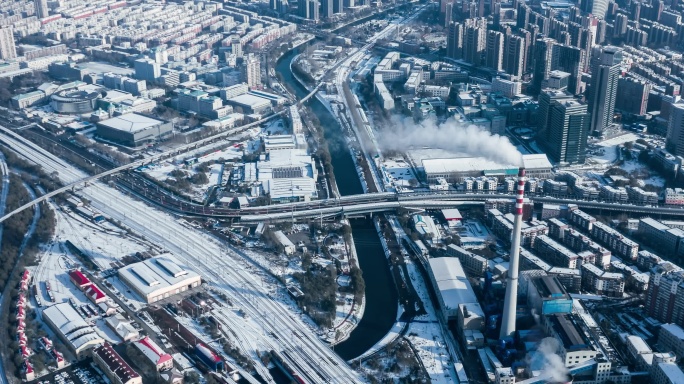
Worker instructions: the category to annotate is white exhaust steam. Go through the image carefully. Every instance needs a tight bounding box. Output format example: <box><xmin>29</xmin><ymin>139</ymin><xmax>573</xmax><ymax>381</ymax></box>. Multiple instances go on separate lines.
<box><xmin>530</xmin><ymin>337</ymin><xmax>569</xmax><ymax>383</ymax></box>
<box><xmin>378</xmin><ymin>116</ymin><xmax>523</xmax><ymax>166</ymax></box>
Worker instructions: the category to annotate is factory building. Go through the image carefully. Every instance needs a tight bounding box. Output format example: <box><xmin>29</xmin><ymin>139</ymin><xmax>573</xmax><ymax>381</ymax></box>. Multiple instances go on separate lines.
<box><xmin>42</xmin><ymin>302</ymin><xmax>104</xmax><ymax>359</ymax></box>
<box><xmin>118</xmin><ymin>254</ymin><xmax>202</xmax><ymax>303</ymax></box>
<box><xmin>422</xmin><ymin>154</ymin><xmax>552</xmax><ymax>184</ymax></box>
<box><xmin>527</xmin><ymin>275</ymin><xmax>573</xmax><ymax>315</ymax></box>
<box><xmin>426</xmin><ymin>258</ymin><xmax>484</xmax><ymax>334</ymax></box>
<box><xmin>543</xmin><ymin>314</ymin><xmax>599</xmax><ymax>367</ymax></box>
<box><xmin>96</xmin><ymin>113</ymin><xmax>172</xmax><ymax>147</ymax></box>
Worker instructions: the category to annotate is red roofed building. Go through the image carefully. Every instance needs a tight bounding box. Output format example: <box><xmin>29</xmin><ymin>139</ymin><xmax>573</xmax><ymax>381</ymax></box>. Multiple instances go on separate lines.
<box><xmin>133</xmin><ymin>336</ymin><xmax>174</xmax><ymax>371</ymax></box>
<box><xmin>69</xmin><ymin>269</ymin><xmax>92</xmax><ymax>290</ymax></box>
<box><xmin>85</xmin><ymin>285</ymin><xmax>107</xmax><ymax>304</ymax></box>
<box><xmin>22</xmin><ymin>360</ymin><xmax>34</xmax><ymax>381</ymax></box>
<box><xmin>16</xmin><ymin>306</ymin><xmax>25</xmax><ymax>320</ymax></box>
<box><xmin>93</xmin><ymin>343</ymin><xmax>142</xmax><ymax>384</ymax></box>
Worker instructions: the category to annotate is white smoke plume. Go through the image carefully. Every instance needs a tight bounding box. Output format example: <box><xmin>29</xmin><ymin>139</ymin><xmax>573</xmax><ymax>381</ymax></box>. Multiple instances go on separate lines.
<box><xmin>533</xmin><ymin>337</ymin><xmax>569</xmax><ymax>383</ymax></box>
<box><xmin>377</xmin><ymin>116</ymin><xmax>524</xmax><ymax>166</ymax></box>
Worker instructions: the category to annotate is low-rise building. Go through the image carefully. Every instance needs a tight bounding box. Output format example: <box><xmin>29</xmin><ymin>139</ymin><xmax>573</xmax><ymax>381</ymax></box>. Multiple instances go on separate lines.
<box><xmin>93</xmin><ymin>343</ymin><xmax>142</xmax><ymax>384</ymax></box>
<box><xmin>133</xmin><ymin>336</ymin><xmax>174</xmax><ymax>371</ymax></box>
<box><xmin>105</xmin><ymin>314</ymin><xmax>139</xmax><ymax>342</ymax></box>
<box><xmin>581</xmin><ymin>263</ymin><xmax>625</xmax><ymax>297</ymax></box>
<box><xmin>659</xmin><ymin>323</ymin><xmax>684</xmax><ymax>360</ymax></box>
<box><xmin>43</xmin><ymin>302</ymin><xmax>104</xmax><ymax>359</ymax></box>
<box><xmin>118</xmin><ymin>254</ymin><xmax>202</xmax><ymax>304</ymax></box>
<box><xmin>445</xmin><ymin>244</ymin><xmax>487</xmax><ymax>277</ymax></box>
<box><xmin>273</xmin><ymin>230</ymin><xmax>295</xmax><ymax>255</ymax></box>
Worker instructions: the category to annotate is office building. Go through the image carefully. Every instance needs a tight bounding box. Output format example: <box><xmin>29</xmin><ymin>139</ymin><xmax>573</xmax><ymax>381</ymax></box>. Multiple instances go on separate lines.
<box><xmin>0</xmin><ymin>26</ymin><xmax>17</xmax><ymax>60</ymax></box>
<box><xmin>134</xmin><ymin>59</ymin><xmax>160</xmax><ymax>82</ymax></box>
<box><xmin>617</xmin><ymin>77</ymin><xmax>651</xmax><ymax>116</ymax></box>
<box><xmin>588</xmin><ymin>46</ymin><xmax>622</xmax><ymax>135</ymax></box>
<box><xmin>35</xmin><ymin>0</ymin><xmax>49</xmax><ymax>19</ymax></box>
<box><xmin>537</xmin><ymin>89</ymin><xmax>574</xmax><ymax>138</ymax></box>
<box><xmin>547</xmin><ymin>99</ymin><xmax>590</xmax><ymax>164</ymax></box>
<box><xmin>486</xmin><ymin>31</ymin><xmax>504</xmax><ymax>72</ymax></box>
<box><xmin>133</xmin><ymin>337</ymin><xmax>174</xmax><ymax>371</ymax></box>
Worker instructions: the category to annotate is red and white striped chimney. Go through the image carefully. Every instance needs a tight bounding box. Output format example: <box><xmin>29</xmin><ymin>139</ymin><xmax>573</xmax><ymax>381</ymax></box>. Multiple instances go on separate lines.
<box><xmin>500</xmin><ymin>167</ymin><xmax>526</xmax><ymax>339</ymax></box>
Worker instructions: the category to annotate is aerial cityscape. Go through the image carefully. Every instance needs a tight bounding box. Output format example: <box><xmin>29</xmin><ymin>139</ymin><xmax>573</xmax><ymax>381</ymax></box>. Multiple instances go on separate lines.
<box><xmin>3</xmin><ymin>0</ymin><xmax>684</xmax><ymax>382</ymax></box>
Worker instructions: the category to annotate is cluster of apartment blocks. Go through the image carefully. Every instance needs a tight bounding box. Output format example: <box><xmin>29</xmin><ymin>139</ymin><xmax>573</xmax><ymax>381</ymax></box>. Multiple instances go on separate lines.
<box><xmin>544</xmin><ymin>178</ymin><xmax>659</xmax><ymax>205</ymax></box>
<box><xmin>372</xmin><ymin>51</ymin><xmax>467</xmax><ymax>112</ymax></box>
<box><xmin>485</xmin><ymin>202</ymin><xmax>659</xmax><ymax>296</ymax></box>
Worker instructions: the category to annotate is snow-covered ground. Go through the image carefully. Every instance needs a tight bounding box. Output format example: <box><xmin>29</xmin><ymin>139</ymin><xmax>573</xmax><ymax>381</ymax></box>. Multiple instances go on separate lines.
<box><xmin>6</xmin><ymin>133</ymin><xmax>362</xmax><ymax>383</ymax></box>
<box><xmin>381</xmin><ymin>158</ymin><xmax>419</xmax><ymax>189</ymax></box>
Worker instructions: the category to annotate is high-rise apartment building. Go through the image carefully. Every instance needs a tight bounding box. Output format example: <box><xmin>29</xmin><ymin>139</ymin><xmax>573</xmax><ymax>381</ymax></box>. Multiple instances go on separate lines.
<box><xmin>242</xmin><ymin>54</ymin><xmax>261</xmax><ymax>88</ymax></box>
<box><xmin>503</xmin><ymin>34</ymin><xmax>525</xmax><ymax>78</ymax></box>
<box><xmin>645</xmin><ymin>262</ymin><xmax>684</xmax><ymax>327</ymax></box>
<box><xmin>463</xmin><ymin>18</ymin><xmax>486</xmax><ymax>66</ymax></box>
<box><xmin>588</xmin><ymin>46</ymin><xmax>622</xmax><ymax>135</ymax></box>
<box><xmin>298</xmin><ymin>0</ymin><xmax>319</xmax><ymax>21</ymax></box>
<box><xmin>486</xmin><ymin>31</ymin><xmax>504</xmax><ymax>72</ymax></box>
<box><xmin>667</xmin><ymin>101</ymin><xmax>684</xmax><ymax>156</ymax></box>
<box><xmin>35</xmin><ymin>0</ymin><xmax>49</xmax><ymax>19</ymax></box>
<box><xmin>547</xmin><ymin>99</ymin><xmax>590</xmax><ymax>164</ymax></box>
<box><xmin>231</xmin><ymin>38</ymin><xmax>243</xmax><ymax>58</ymax></box>
<box><xmin>320</xmin><ymin>0</ymin><xmax>334</xmax><ymax>18</ymax></box>
<box><xmin>580</xmin><ymin>0</ymin><xmax>609</xmax><ymax>18</ymax></box>
<box><xmin>0</xmin><ymin>26</ymin><xmax>17</xmax><ymax>60</ymax></box>
<box><xmin>552</xmin><ymin>44</ymin><xmax>585</xmax><ymax>95</ymax></box>
<box><xmin>446</xmin><ymin>22</ymin><xmax>464</xmax><ymax>60</ymax></box>
<box><xmin>531</xmin><ymin>38</ymin><xmax>555</xmax><ymax>95</ymax></box>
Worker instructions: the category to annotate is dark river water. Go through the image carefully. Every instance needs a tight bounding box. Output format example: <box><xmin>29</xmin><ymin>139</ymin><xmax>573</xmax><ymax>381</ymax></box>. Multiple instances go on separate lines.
<box><xmin>276</xmin><ymin>50</ymin><xmax>398</xmax><ymax>360</ymax></box>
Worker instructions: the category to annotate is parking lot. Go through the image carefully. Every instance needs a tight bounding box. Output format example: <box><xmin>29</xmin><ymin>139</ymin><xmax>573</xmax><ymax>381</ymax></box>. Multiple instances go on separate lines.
<box><xmin>29</xmin><ymin>360</ymin><xmax>104</xmax><ymax>384</ymax></box>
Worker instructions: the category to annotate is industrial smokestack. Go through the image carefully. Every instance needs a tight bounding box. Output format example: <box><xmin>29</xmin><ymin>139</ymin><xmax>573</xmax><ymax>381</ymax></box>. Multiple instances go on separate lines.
<box><xmin>500</xmin><ymin>167</ymin><xmax>526</xmax><ymax>339</ymax></box>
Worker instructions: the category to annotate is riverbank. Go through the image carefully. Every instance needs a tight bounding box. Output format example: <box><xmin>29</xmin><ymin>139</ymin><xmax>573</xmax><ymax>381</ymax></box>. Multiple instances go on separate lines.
<box><xmin>277</xmin><ymin>50</ymin><xmax>398</xmax><ymax>360</ymax></box>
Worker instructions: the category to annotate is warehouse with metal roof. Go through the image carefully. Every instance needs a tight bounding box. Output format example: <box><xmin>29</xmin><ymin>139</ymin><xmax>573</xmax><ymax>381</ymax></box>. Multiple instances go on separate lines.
<box><xmin>96</xmin><ymin>113</ymin><xmax>172</xmax><ymax>147</ymax></box>
<box><xmin>118</xmin><ymin>254</ymin><xmax>201</xmax><ymax>303</ymax></box>
<box><xmin>42</xmin><ymin>302</ymin><xmax>104</xmax><ymax>358</ymax></box>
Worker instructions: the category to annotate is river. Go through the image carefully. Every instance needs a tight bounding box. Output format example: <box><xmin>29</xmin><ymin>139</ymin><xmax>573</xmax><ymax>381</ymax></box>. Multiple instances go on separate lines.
<box><xmin>276</xmin><ymin>50</ymin><xmax>398</xmax><ymax>360</ymax></box>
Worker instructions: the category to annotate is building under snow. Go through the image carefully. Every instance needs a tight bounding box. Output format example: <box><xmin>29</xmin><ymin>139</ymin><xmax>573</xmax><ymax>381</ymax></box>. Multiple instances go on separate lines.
<box><xmin>118</xmin><ymin>254</ymin><xmax>201</xmax><ymax>303</ymax></box>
